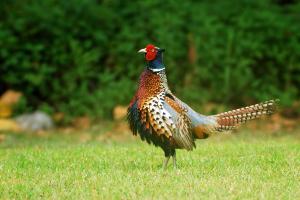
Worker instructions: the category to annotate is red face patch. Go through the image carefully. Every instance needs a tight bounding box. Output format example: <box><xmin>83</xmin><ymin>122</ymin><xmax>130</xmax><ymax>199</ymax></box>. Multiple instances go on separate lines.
<box><xmin>145</xmin><ymin>44</ymin><xmax>157</xmax><ymax>61</ymax></box>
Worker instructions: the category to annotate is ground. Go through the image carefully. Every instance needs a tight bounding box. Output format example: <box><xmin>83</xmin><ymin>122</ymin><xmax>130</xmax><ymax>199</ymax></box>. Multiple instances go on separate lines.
<box><xmin>0</xmin><ymin>122</ymin><xmax>299</xmax><ymax>200</ymax></box>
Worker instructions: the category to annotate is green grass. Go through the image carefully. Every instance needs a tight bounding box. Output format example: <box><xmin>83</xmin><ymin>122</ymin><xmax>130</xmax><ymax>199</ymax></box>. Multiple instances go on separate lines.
<box><xmin>0</xmin><ymin>128</ymin><xmax>299</xmax><ymax>199</ymax></box>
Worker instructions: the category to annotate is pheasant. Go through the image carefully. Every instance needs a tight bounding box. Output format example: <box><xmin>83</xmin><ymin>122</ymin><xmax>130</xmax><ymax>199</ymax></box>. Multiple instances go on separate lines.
<box><xmin>127</xmin><ymin>44</ymin><xmax>278</xmax><ymax>169</ymax></box>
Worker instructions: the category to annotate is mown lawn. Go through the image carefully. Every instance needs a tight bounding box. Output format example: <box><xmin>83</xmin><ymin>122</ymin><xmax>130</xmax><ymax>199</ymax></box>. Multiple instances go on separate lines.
<box><xmin>0</xmin><ymin>127</ymin><xmax>299</xmax><ymax>200</ymax></box>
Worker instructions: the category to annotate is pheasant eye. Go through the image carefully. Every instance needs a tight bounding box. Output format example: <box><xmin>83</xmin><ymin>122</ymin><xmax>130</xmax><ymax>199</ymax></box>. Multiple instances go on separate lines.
<box><xmin>146</xmin><ymin>44</ymin><xmax>155</xmax><ymax>52</ymax></box>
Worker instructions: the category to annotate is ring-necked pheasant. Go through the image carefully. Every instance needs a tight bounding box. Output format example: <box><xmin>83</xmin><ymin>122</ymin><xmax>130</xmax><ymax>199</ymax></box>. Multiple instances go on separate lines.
<box><xmin>127</xmin><ymin>44</ymin><xmax>278</xmax><ymax>169</ymax></box>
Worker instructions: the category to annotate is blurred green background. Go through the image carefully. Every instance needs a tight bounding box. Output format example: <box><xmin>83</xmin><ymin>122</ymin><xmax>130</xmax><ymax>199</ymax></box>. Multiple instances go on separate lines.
<box><xmin>0</xmin><ymin>0</ymin><xmax>300</xmax><ymax>121</ymax></box>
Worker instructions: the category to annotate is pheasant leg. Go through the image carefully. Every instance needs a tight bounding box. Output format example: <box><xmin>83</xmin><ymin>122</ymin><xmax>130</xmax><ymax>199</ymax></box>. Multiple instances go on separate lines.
<box><xmin>163</xmin><ymin>156</ymin><xmax>170</xmax><ymax>170</ymax></box>
<box><xmin>172</xmin><ymin>152</ymin><xmax>177</xmax><ymax>169</ymax></box>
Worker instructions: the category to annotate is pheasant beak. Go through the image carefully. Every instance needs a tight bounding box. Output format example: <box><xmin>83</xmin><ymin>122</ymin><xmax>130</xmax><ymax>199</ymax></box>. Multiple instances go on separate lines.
<box><xmin>138</xmin><ymin>48</ymin><xmax>147</xmax><ymax>53</ymax></box>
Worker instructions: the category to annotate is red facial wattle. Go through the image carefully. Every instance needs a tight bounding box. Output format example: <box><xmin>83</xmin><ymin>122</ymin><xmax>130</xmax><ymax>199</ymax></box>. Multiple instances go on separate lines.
<box><xmin>145</xmin><ymin>44</ymin><xmax>157</xmax><ymax>61</ymax></box>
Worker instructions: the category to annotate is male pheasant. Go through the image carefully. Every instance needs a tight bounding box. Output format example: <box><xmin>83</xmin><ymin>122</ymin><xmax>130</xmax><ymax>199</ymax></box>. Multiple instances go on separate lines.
<box><xmin>127</xmin><ymin>44</ymin><xmax>278</xmax><ymax>169</ymax></box>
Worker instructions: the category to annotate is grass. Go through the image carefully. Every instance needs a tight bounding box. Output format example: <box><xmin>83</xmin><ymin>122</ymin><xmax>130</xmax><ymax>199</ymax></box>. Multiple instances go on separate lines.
<box><xmin>0</xmin><ymin>124</ymin><xmax>299</xmax><ymax>200</ymax></box>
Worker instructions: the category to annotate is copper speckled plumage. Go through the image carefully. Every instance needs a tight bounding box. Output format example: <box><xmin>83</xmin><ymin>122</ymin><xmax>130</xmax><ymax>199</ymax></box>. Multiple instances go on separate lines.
<box><xmin>127</xmin><ymin>44</ymin><xmax>279</xmax><ymax>169</ymax></box>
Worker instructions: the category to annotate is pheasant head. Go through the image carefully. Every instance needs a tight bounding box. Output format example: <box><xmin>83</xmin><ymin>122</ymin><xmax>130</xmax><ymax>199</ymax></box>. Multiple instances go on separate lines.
<box><xmin>138</xmin><ymin>44</ymin><xmax>165</xmax><ymax>72</ymax></box>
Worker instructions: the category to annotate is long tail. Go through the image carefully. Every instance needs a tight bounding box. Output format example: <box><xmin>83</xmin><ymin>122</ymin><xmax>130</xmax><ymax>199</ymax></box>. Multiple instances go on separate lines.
<box><xmin>213</xmin><ymin>99</ymin><xmax>279</xmax><ymax>131</ymax></box>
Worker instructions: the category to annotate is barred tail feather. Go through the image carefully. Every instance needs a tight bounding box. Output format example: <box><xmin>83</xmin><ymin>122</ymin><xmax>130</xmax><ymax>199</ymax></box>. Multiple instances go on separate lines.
<box><xmin>214</xmin><ymin>99</ymin><xmax>279</xmax><ymax>132</ymax></box>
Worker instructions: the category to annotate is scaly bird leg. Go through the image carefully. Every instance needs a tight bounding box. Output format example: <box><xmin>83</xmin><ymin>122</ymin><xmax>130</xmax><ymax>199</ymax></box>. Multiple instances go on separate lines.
<box><xmin>163</xmin><ymin>156</ymin><xmax>170</xmax><ymax>170</ymax></box>
<box><xmin>172</xmin><ymin>152</ymin><xmax>177</xmax><ymax>169</ymax></box>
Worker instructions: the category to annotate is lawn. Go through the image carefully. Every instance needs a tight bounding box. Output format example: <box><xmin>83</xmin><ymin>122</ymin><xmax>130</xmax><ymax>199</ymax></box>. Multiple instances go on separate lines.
<box><xmin>0</xmin><ymin>125</ymin><xmax>299</xmax><ymax>200</ymax></box>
